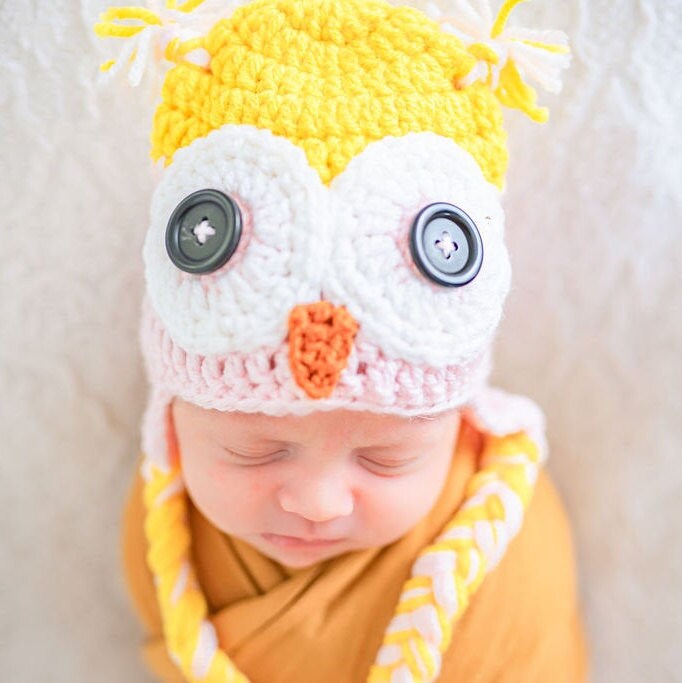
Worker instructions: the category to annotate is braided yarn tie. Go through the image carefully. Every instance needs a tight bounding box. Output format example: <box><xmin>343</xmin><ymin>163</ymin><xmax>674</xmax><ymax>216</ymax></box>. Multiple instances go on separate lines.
<box><xmin>142</xmin><ymin>429</ymin><xmax>540</xmax><ymax>682</ymax></box>
<box><xmin>144</xmin><ymin>468</ymin><xmax>249</xmax><ymax>682</ymax></box>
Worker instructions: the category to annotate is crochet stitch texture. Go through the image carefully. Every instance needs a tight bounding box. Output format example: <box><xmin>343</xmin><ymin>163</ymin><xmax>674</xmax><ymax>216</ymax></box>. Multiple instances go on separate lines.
<box><xmin>151</xmin><ymin>0</ymin><xmax>509</xmax><ymax>188</ymax></box>
<box><xmin>92</xmin><ymin>0</ymin><xmax>571</xmax><ymax>680</ymax></box>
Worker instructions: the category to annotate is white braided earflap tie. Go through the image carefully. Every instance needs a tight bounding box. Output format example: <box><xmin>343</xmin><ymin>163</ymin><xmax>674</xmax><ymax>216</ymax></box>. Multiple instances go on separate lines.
<box><xmin>141</xmin><ymin>428</ymin><xmax>540</xmax><ymax>682</ymax></box>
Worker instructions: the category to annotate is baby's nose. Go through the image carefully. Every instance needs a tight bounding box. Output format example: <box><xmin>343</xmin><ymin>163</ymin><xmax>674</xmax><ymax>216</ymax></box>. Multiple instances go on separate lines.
<box><xmin>278</xmin><ymin>474</ymin><xmax>354</xmax><ymax>523</ymax></box>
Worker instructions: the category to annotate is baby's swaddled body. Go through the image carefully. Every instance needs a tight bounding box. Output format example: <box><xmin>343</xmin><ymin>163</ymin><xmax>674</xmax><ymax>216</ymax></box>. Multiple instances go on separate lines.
<box><xmin>121</xmin><ymin>414</ymin><xmax>588</xmax><ymax>682</ymax></box>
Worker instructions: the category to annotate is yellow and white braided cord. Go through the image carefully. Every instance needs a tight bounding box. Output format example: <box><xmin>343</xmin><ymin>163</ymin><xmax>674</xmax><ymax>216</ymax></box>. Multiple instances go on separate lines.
<box><xmin>142</xmin><ymin>429</ymin><xmax>540</xmax><ymax>683</ymax></box>
<box><xmin>144</xmin><ymin>464</ymin><xmax>250</xmax><ymax>682</ymax></box>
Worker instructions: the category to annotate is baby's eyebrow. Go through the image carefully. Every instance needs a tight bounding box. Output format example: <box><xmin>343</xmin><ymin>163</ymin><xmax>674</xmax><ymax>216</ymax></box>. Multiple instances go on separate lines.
<box><xmin>353</xmin><ymin>441</ymin><xmax>410</xmax><ymax>452</ymax></box>
<box><xmin>214</xmin><ymin>429</ymin><xmax>289</xmax><ymax>445</ymax></box>
<box><xmin>233</xmin><ymin>436</ymin><xmax>290</xmax><ymax>446</ymax></box>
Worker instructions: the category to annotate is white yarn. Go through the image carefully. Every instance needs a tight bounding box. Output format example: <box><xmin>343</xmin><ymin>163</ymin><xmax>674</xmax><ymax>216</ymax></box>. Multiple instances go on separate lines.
<box><xmin>146</xmin><ymin>126</ymin><xmax>509</xmax><ymax>372</ymax></box>
<box><xmin>191</xmin><ymin>620</ymin><xmax>219</xmax><ymax>679</ymax></box>
<box><xmin>170</xmin><ymin>561</ymin><xmax>190</xmax><ymax>604</ymax></box>
<box><xmin>97</xmin><ymin>0</ymin><xmax>238</xmax><ymax>88</ymax></box>
<box><xmin>393</xmin><ymin>0</ymin><xmax>570</xmax><ymax>92</ymax></box>
<box><xmin>432</xmin><ymin>570</ymin><xmax>459</xmax><ymax>616</ymax></box>
<box><xmin>327</xmin><ymin>132</ymin><xmax>510</xmax><ymax>368</ymax></box>
<box><xmin>410</xmin><ymin>604</ymin><xmax>444</xmax><ymax>643</ymax></box>
<box><xmin>391</xmin><ymin>665</ymin><xmax>416</xmax><ymax>683</ymax></box>
<box><xmin>377</xmin><ymin>644</ymin><xmax>402</xmax><ymax>666</ymax></box>
<box><xmin>145</xmin><ymin>125</ymin><xmax>327</xmax><ymax>356</ymax></box>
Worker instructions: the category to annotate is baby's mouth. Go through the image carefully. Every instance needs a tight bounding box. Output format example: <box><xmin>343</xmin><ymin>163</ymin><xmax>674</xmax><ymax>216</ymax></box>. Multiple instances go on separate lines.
<box><xmin>261</xmin><ymin>533</ymin><xmax>344</xmax><ymax>549</ymax></box>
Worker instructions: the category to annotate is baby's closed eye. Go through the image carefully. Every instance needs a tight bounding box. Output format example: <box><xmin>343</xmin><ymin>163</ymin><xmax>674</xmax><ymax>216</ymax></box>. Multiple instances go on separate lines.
<box><xmin>355</xmin><ymin>451</ymin><xmax>424</xmax><ymax>476</ymax></box>
<box><xmin>219</xmin><ymin>448</ymin><xmax>288</xmax><ymax>466</ymax></box>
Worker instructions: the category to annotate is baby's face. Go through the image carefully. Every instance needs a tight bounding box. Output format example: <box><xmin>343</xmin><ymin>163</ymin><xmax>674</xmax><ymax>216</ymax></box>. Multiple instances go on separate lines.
<box><xmin>172</xmin><ymin>400</ymin><xmax>461</xmax><ymax>568</ymax></box>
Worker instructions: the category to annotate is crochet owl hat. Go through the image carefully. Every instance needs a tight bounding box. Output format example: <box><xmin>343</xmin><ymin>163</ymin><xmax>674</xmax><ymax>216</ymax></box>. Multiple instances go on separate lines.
<box><xmin>96</xmin><ymin>0</ymin><xmax>569</xmax><ymax>473</ymax></box>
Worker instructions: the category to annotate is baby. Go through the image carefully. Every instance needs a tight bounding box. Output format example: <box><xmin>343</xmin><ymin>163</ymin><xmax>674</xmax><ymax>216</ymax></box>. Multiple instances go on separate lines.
<box><xmin>96</xmin><ymin>0</ymin><xmax>589</xmax><ymax>680</ymax></box>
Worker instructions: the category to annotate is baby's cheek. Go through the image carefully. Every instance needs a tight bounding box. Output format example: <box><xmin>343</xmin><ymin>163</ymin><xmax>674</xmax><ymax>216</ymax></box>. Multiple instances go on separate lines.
<box><xmin>207</xmin><ymin>463</ymin><xmax>270</xmax><ymax>508</ymax></box>
<box><xmin>187</xmin><ymin>463</ymin><xmax>256</xmax><ymax>533</ymax></box>
<box><xmin>248</xmin><ymin>479</ymin><xmax>265</xmax><ymax>495</ymax></box>
<box><xmin>358</xmin><ymin>477</ymin><xmax>435</xmax><ymax>544</ymax></box>
<box><xmin>222</xmin><ymin>469</ymin><xmax>284</xmax><ymax>536</ymax></box>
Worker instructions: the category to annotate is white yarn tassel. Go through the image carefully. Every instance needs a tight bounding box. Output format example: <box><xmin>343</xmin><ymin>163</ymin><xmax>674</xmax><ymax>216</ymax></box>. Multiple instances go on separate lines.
<box><xmin>94</xmin><ymin>0</ymin><xmax>237</xmax><ymax>87</ymax></box>
<box><xmin>421</xmin><ymin>0</ymin><xmax>570</xmax><ymax>92</ymax></box>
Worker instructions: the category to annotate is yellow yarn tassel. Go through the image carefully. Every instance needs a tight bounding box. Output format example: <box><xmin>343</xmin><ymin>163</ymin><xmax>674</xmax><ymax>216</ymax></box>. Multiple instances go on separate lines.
<box><xmin>94</xmin><ymin>0</ymin><xmax>213</xmax><ymax>85</ymax></box>
<box><xmin>496</xmin><ymin>59</ymin><xmax>548</xmax><ymax>123</ymax></box>
<box><xmin>93</xmin><ymin>6</ymin><xmax>163</xmax><ymax>38</ymax></box>
<box><xmin>490</xmin><ymin>0</ymin><xmax>569</xmax><ymax>121</ymax></box>
<box><xmin>452</xmin><ymin>0</ymin><xmax>571</xmax><ymax>122</ymax></box>
<box><xmin>491</xmin><ymin>0</ymin><xmax>528</xmax><ymax>39</ymax></box>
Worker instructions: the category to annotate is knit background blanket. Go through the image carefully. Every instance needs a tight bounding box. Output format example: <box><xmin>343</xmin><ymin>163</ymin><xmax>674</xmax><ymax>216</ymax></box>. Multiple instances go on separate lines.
<box><xmin>1</xmin><ymin>1</ymin><xmax>680</xmax><ymax>681</ymax></box>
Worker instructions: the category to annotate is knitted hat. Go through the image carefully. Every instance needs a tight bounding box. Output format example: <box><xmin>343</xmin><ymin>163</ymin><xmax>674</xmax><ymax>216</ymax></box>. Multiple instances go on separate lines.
<box><xmin>95</xmin><ymin>0</ymin><xmax>569</xmax><ymax>472</ymax></box>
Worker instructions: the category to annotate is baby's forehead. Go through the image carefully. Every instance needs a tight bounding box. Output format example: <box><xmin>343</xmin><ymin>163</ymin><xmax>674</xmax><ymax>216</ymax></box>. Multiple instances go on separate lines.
<box><xmin>200</xmin><ymin>405</ymin><xmax>458</xmax><ymax>445</ymax></box>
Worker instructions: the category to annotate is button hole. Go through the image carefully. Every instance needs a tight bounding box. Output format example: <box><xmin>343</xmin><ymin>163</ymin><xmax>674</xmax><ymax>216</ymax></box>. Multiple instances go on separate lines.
<box><xmin>191</xmin><ymin>217</ymin><xmax>216</xmax><ymax>246</ymax></box>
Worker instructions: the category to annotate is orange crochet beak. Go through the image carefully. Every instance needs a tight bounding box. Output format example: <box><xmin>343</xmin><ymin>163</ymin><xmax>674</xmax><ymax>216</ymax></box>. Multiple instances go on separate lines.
<box><xmin>288</xmin><ymin>301</ymin><xmax>360</xmax><ymax>399</ymax></box>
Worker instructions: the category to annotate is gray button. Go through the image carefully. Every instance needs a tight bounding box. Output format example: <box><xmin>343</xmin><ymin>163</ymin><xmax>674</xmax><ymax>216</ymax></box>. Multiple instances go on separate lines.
<box><xmin>409</xmin><ymin>203</ymin><xmax>483</xmax><ymax>287</ymax></box>
<box><xmin>166</xmin><ymin>189</ymin><xmax>242</xmax><ymax>274</ymax></box>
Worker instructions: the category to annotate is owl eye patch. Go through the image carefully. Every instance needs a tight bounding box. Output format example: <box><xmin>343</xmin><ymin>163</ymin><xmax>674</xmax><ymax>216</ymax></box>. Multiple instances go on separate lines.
<box><xmin>409</xmin><ymin>203</ymin><xmax>483</xmax><ymax>287</ymax></box>
<box><xmin>166</xmin><ymin>189</ymin><xmax>242</xmax><ymax>274</ymax></box>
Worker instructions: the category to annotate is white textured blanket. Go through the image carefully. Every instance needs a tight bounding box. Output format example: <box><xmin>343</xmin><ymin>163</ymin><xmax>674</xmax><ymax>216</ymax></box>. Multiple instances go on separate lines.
<box><xmin>1</xmin><ymin>1</ymin><xmax>680</xmax><ymax>681</ymax></box>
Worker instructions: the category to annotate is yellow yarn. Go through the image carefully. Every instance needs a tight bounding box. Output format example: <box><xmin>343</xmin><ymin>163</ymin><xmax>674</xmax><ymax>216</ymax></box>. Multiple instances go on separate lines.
<box><xmin>144</xmin><ymin>466</ymin><xmax>250</xmax><ymax>682</ymax></box>
<box><xmin>94</xmin><ymin>6</ymin><xmax>162</xmax><ymax>40</ymax></box>
<box><xmin>476</xmin><ymin>0</ymin><xmax>570</xmax><ymax>123</ymax></box>
<box><xmin>491</xmin><ymin>0</ymin><xmax>527</xmax><ymax>38</ymax></box>
<box><xmin>142</xmin><ymin>429</ymin><xmax>540</xmax><ymax>683</ymax></box>
<box><xmin>95</xmin><ymin>0</ymin><xmax>570</xmax><ymax>185</ymax></box>
<box><xmin>151</xmin><ymin>0</ymin><xmax>509</xmax><ymax>188</ymax></box>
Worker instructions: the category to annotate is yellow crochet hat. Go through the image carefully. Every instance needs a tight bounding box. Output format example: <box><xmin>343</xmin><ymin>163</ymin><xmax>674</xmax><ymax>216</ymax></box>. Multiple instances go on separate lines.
<box><xmin>96</xmin><ymin>0</ymin><xmax>569</xmax><ymax>190</ymax></box>
<box><xmin>94</xmin><ymin>0</ymin><xmax>570</xmax><ymax>428</ymax></box>
<box><xmin>152</xmin><ymin>0</ymin><xmax>508</xmax><ymax>186</ymax></box>
<box><xmin>94</xmin><ymin>0</ymin><xmax>570</xmax><ymax>435</ymax></box>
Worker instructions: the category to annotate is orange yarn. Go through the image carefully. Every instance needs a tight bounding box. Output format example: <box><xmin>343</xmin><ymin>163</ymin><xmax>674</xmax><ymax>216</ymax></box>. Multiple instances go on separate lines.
<box><xmin>288</xmin><ymin>301</ymin><xmax>359</xmax><ymax>398</ymax></box>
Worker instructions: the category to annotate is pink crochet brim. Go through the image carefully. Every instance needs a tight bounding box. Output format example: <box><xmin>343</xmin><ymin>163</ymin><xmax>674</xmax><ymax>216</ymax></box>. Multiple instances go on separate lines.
<box><xmin>139</xmin><ymin>299</ymin><xmax>493</xmax><ymax>470</ymax></box>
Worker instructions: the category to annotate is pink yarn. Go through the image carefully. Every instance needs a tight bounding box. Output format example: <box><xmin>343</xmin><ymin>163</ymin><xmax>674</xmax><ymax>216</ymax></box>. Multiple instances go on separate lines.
<box><xmin>139</xmin><ymin>297</ymin><xmax>491</xmax><ymax>469</ymax></box>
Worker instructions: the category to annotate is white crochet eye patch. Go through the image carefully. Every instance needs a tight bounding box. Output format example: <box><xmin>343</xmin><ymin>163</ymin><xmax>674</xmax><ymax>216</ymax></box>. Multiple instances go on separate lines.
<box><xmin>144</xmin><ymin>125</ymin><xmax>328</xmax><ymax>355</ymax></box>
<box><xmin>145</xmin><ymin>126</ymin><xmax>510</xmax><ymax>367</ymax></box>
<box><xmin>326</xmin><ymin>131</ymin><xmax>510</xmax><ymax>367</ymax></box>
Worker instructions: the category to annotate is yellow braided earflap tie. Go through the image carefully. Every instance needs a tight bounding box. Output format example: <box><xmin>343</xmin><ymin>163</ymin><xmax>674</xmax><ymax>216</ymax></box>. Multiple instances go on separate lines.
<box><xmin>142</xmin><ymin>429</ymin><xmax>540</xmax><ymax>683</ymax></box>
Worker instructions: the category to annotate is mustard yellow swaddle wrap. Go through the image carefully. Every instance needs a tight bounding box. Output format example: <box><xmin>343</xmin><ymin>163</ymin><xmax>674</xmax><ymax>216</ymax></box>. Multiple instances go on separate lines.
<box><xmin>121</xmin><ymin>418</ymin><xmax>588</xmax><ymax>682</ymax></box>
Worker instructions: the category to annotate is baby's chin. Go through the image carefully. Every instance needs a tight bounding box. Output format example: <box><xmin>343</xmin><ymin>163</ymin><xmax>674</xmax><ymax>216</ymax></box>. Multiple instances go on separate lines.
<box><xmin>242</xmin><ymin>532</ymin><xmax>356</xmax><ymax>569</ymax></box>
